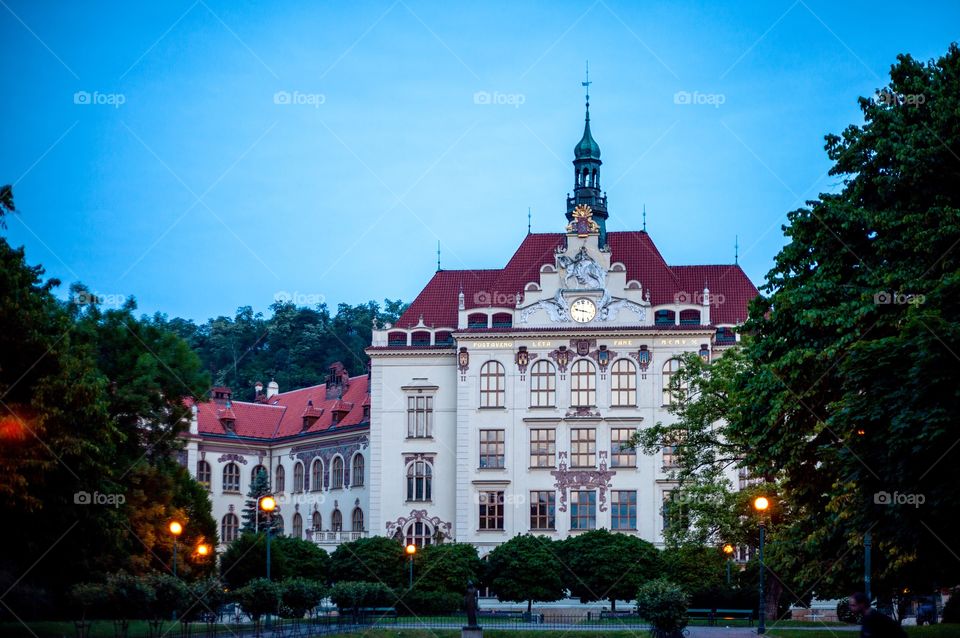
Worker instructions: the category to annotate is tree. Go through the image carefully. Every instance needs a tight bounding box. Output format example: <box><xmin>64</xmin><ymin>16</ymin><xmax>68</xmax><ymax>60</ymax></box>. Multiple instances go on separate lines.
<box><xmin>241</xmin><ymin>466</ymin><xmax>274</xmax><ymax>533</ymax></box>
<box><xmin>234</xmin><ymin>578</ymin><xmax>280</xmax><ymax>624</ymax></box>
<box><xmin>636</xmin><ymin>579</ymin><xmax>688</xmax><ymax>637</ymax></box>
<box><xmin>560</xmin><ymin>529</ymin><xmax>661</xmax><ymax>610</ymax></box>
<box><xmin>485</xmin><ymin>534</ymin><xmax>565</xmax><ymax>613</ymax></box>
<box><xmin>411</xmin><ymin>543</ymin><xmax>481</xmax><ymax>595</ymax></box>
<box><xmin>731</xmin><ymin>44</ymin><xmax>960</xmax><ymax>598</ymax></box>
<box><xmin>279</xmin><ymin>578</ymin><xmax>325</xmax><ymax>619</ymax></box>
<box><xmin>329</xmin><ymin>537</ymin><xmax>405</xmax><ymax>589</ymax></box>
<box><xmin>220</xmin><ymin>533</ymin><xmax>330</xmax><ymax>589</ymax></box>
<box><xmin>0</xmin><ymin>184</ymin><xmax>14</xmax><ymax>227</ymax></box>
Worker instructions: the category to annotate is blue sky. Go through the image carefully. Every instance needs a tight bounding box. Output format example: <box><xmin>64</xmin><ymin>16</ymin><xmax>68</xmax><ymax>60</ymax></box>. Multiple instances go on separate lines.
<box><xmin>2</xmin><ymin>1</ymin><xmax>957</xmax><ymax>321</ymax></box>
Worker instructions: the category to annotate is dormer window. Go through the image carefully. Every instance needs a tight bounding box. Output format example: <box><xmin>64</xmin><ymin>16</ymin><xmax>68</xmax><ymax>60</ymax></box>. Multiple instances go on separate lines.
<box><xmin>301</xmin><ymin>399</ymin><xmax>323</xmax><ymax>431</ymax></box>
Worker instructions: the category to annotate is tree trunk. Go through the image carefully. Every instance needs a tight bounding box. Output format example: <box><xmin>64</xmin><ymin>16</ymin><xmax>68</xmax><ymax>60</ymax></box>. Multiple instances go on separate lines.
<box><xmin>766</xmin><ymin>578</ymin><xmax>782</xmax><ymax>620</ymax></box>
<box><xmin>611</xmin><ymin>599</ymin><xmax>617</xmax><ymax>612</ymax></box>
<box><xmin>527</xmin><ymin>599</ymin><xmax>532</xmax><ymax>613</ymax></box>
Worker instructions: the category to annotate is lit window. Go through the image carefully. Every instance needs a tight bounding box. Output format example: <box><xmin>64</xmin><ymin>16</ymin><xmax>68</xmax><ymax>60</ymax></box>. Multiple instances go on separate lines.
<box><xmin>570</xmin><ymin>428</ymin><xmax>596</xmax><ymax>467</ymax></box>
<box><xmin>611</xmin><ymin>359</ymin><xmax>637</xmax><ymax>406</ymax></box>
<box><xmin>570</xmin><ymin>359</ymin><xmax>596</xmax><ymax>407</ymax></box>
<box><xmin>529</xmin><ymin>429</ymin><xmax>556</xmax><ymax>467</ymax></box>
<box><xmin>480</xmin><ymin>361</ymin><xmax>506</xmax><ymax>407</ymax></box>
<box><xmin>529</xmin><ymin>360</ymin><xmax>556</xmax><ymax>407</ymax></box>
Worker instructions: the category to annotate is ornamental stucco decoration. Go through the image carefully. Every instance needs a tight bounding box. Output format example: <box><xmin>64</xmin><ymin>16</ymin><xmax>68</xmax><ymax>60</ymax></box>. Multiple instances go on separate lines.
<box><xmin>385</xmin><ymin>509</ymin><xmax>454</xmax><ymax>541</ymax></box>
<box><xmin>550</xmin><ymin>451</ymin><xmax>616</xmax><ymax>513</ymax></box>
<box><xmin>629</xmin><ymin>346</ymin><xmax>652</xmax><ymax>372</ymax></box>
<box><xmin>548</xmin><ymin>346</ymin><xmax>571</xmax><ymax>373</ymax></box>
<box><xmin>217</xmin><ymin>453</ymin><xmax>248</xmax><ymax>465</ymax></box>
<box><xmin>289</xmin><ymin>435</ymin><xmax>369</xmax><ymax>489</ymax></box>
<box><xmin>557</xmin><ymin>246</ymin><xmax>605</xmax><ymax>289</ymax></box>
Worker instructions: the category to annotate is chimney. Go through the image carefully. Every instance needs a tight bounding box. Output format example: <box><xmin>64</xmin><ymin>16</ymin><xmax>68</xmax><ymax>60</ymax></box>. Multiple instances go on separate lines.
<box><xmin>266</xmin><ymin>379</ymin><xmax>279</xmax><ymax>399</ymax></box>
<box><xmin>255</xmin><ymin>380</ymin><xmax>263</xmax><ymax>395</ymax></box>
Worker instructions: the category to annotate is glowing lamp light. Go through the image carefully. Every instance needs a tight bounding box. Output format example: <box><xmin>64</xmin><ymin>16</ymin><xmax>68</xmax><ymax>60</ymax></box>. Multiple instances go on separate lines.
<box><xmin>169</xmin><ymin>521</ymin><xmax>183</xmax><ymax>536</ymax></box>
<box><xmin>723</xmin><ymin>544</ymin><xmax>734</xmax><ymax>555</ymax></box>
<box><xmin>753</xmin><ymin>496</ymin><xmax>770</xmax><ymax>512</ymax></box>
<box><xmin>196</xmin><ymin>543</ymin><xmax>210</xmax><ymax>556</ymax></box>
<box><xmin>260</xmin><ymin>496</ymin><xmax>276</xmax><ymax>512</ymax></box>
<box><xmin>405</xmin><ymin>544</ymin><xmax>417</xmax><ymax>555</ymax></box>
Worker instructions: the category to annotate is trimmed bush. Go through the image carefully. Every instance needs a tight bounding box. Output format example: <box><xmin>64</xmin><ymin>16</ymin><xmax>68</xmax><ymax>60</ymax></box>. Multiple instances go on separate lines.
<box><xmin>636</xmin><ymin>579</ymin><xmax>689</xmax><ymax>638</ymax></box>
<box><xmin>328</xmin><ymin>581</ymin><xmax>395</xmax><ymax>613</ymax></box>
<box><xmin>68</xmin><ymin>582</ymin><xmax>109</xmax><ymax>621</ymax></box>
<box><xmin>397</xmin><ymin>589</ymin><xmax>462</xmax><ymax>615</ymax></box>
<box><xmin>279</xmin><ymin>578</ymin><xmax>325</xmax><ymax>619</ymax></box>
<box><xmin>234</xmin><ymin>578</ymin><xmax>280</xmax><ymax>621</ymax></box>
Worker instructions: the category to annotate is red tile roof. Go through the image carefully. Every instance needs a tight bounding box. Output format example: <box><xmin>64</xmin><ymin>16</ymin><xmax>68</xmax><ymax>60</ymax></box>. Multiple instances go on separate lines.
<box><xmin>395</xmin><ymin>231</ymin><xmax>757</xmax><ymax>328</ymax></box>
<box><xmin>191</xmin><ymin>374</ymin><xmax>370</xmax><ymax>440</ymax></box>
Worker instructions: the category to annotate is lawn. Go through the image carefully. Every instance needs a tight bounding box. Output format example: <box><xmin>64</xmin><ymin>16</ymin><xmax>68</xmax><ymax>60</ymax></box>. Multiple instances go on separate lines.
<box><xmin>769</xmin><ymin>626</ymin><xmax>960</xmax><ymax>638</ymax></box>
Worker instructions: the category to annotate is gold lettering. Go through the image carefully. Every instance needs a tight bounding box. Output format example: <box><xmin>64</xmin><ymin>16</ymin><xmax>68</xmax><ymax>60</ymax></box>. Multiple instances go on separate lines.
<box><xmin>472</xmin><ymin>341</ymin><xmax>514</xmax><ymax>349</ymax></box>
<box><xmin>612</xmin><ymin>339</ymin><xmax>634</xmax><ymax>346</ymax></box>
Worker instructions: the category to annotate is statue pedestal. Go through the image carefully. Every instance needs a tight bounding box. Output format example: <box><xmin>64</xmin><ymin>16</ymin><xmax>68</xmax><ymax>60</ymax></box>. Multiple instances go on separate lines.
<box><xmin>462</xmin><ymin>626</ymin><xmax>483</xmax><ymax>638</ymax></box>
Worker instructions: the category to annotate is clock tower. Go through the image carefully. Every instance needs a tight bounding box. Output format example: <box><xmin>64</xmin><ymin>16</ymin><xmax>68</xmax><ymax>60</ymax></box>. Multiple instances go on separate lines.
<box><xmin>566</xmin><ymin>65</ymin><xmax>608</xmax><ymax>247</ymax></box>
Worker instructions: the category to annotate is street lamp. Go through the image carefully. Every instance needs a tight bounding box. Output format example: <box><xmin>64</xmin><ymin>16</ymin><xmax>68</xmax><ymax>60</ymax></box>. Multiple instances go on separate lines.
<box><xmin>405</xmin><ymin>543</ymin><xmax>417</xmax><ymax>589</ymax></box>
<box><xmin>258</xmin><ymin>496</ymin><xmax>277</xmax><ymax>631</ymax></box>
<box><xmin>169</xmin><ymin>521</ymin><xmax>183</xmax><ymax>578</ymax></box>
<box><xmin>753</xmin><ymin>497</ymin><xmax>769</xmax><ymax>634</ymax></box>
<box><xmin>723</xmin><ymin>544</ymin><xmax>734</xmax><ymax>586</ymax></box>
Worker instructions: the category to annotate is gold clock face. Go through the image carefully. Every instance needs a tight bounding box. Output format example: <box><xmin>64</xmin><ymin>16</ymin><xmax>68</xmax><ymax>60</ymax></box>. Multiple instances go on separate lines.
<box><xmin>571</xmin><ymin>298</ymin><xmax>597</xmax><ymax>323</ymax></box>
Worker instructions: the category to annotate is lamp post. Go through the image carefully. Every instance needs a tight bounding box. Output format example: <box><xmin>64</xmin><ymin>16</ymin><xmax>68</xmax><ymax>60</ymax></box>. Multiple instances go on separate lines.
<box><xmin>753</xmin><ymin>497</ymin><xmax>769</xmax><ymax>635</ymax></box>
<box><xmin>169</xmin><ymin>521</ymin><xmax>183</xmax><ymax>578</ymax></box>
<box><xmin>405</xmin><ymin>543</ymin><xmax>417</xmax><ymax>589</ymax></box>
<box><xmin>257</xmin><ymin>495</ymin><xmax>277</xmax><ymax>631</ymax></box>
<box><xmin>723</xmin><ymin>544</ymin><xmax>734</xmax><ymax>586</ymax></box>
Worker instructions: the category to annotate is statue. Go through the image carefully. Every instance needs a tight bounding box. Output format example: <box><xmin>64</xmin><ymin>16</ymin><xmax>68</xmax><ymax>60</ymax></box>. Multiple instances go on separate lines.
<box><xmin>464</xmin><ymin>580</ymin><xmax>480</xmax><ymax>629</ymax></box>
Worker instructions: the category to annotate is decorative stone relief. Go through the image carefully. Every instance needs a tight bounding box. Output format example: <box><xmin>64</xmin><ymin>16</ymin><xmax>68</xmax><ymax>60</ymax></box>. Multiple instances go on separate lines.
<box><xmin>385</xmin><ymin>509</ymin><xmax>454</xmax><ymax>541</ymax></box>
<box><xmin>217</xmin><ymin>453</ymin><xmax>248</xmax><ymax>465</ymax></box>
<box><xmin>550</xmin><ymin>451</ymin><xmax>616</xmax><ymax>512</ymax></box>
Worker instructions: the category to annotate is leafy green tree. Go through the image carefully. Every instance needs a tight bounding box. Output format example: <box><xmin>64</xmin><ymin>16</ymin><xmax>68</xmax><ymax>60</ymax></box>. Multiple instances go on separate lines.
<box><xmin>144</xmin><ymin>573</ymin><xmax>190</xmax><ymax>620</ymax></box>
<box><xmin>327</xmin><ymin>581</ymin><xmax>395</xmax><ymax>613</ymax></box>
<box><xmin>219</xmin><ymin>533</ymin><xmax>330</xmax><ymax>589</ymax></box>
<box><xmin>0</xmin><ymin>184</ymin><xmax>14</xmax><ymax>226</ymax></box>
<box><xmin>730</xmin><ymin>44</ymin><xmax>960</xmax><ymax>599</ymax></box>
<box><xmin>278</xmin><ymin>578</ymin><xmax>325</xmax><ymax>619</ymax></box>
<box><xmin>560</xmin><ymin>529</ymin><xmax>661</xmax><ymax>610</ymax></box>
<box><xmin>276</xmin><ymin>535</ymin><xmax>330</xmax><ymax>583</ymax></box>
<box><xmin>485</xmin><ymin>534</ymin><xmax>565</xmax><ymax>613</ymax></box>
<box><xmin>329</xmin><ymin>537</ymin><xmax>405</xmax><ymax>589</ymax></box>
<box><xmin>234</xmin><ymin>578</ymin><xmax>280</xmax><ymax>623</ymax></box>
<box><xmin>411</xmin><ymin>543</ymin><xmax>481</xmax><ymax>595</ymax></box>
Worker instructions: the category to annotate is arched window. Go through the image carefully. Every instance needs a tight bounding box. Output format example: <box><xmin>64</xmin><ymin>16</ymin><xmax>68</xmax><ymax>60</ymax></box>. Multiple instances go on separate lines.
<box><xmin>312</xmin><ymin>511</ymin><xmax>322</xmax><ymax>531</ymax></box>
<box><xmin>196</xmin><ymin>460</ymin><xmax>211</xmax><ymax>489</ymax></box>
<box><xmin>352</xmin><ymin>507</ymin><xmax>364</xmax><ymax>531</ymax></box>
<box><xmin>405</xmin><ymin>520</ymin><xmax>433</xmax><ymax>547</ymax></box>
<box><xmin>655</xmin><ymin>309</ymin><xmax>676</xmax><ymax>325</ymax></box>
<box><xmin>479</xmin><ymin>361</ymin><xmax>505</xmax><ymax>408</ymax></box>
<box><xmin>292</xmin><ymin>513</ymin><xmax>303</xmax><ymax>539</ymax></box>
<box><xmin>570</xmin><ymin>359</ymin><xmax>596</xmax><ymax>407</ymax></box>
<box><xmin>351</xmin><ymin>454</ymin><xmax>365</xmax><ymax>487</ymax></box>
<box><xmin>250</xmin><ymin>464</ymin><xmax>266</xmax><ymax>483</ymax></box>
<box><xmin>275</xmin><ymin>465</ymin><xmax>285</xmax><ymax>493</ymax></box>
<box><xmin>331</xmin><ymin>456</ymin><xmax>344</xmax><ymax>489</ymax></box>
<box><xmin>222</xmin><ymin>463</ymin><xmax>240</xmax><ymax>493</ymax></box>
<box><xmin>529</xmin><ymin>360</ymin><xmax>556</xmax><ymax>407</ymax></box>
<box><xmin>611</xmin><ymin>359</ymin><xmax>637</xmax><ymax>407</ymax></box>
<box><xmin>221</xmin><ymin>513</ymin><xmax>239</xmax><ymax>543</ymax></box>
<box><xmin>311</xmin><ymin>459</ymin><xmax>323</xmax><ymax>492</ymax></box>
<box><xmin>331</xmin><ymin>509</ymin><xmax>342</xmax><ymax>532</ymax></box>
<box><xmin>293</xmin><ymin>462</ymin><xmax>304</xmax><ymax>492</ymax></box>
<box><xmin>406</xmin><ymin>459</ymin><xmax>433</xmax><ymax>501</ymax></box>
<box><xmin>662</xmin><ymin>358</ymin><xmax>684</xmax><ymax>405</ymax></box>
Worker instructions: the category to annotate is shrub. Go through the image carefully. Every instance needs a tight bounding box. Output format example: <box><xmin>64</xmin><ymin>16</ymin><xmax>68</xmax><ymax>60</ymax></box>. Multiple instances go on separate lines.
<box><xmin>144</xmin><ymin>573</ymin><xmax>190</xmax><ymax>620</ymax></box>
<box><xmin>105</xmin><ymin>572</ymin><xmax>155</xmax><ymax>621</ymax></box>
<box><xmin>181</xmin><ymin>578</ymin><xmax>227</xmax><ymax>622</ymax></box>
<box><xmin>397</xmin><ymin>589</ymin><xmax>462</xmax><ymax>615</ymax></box>
<box><xmin>68</xmin><ymin>582</ymin><xmax>109</xmax><ymax>621</ymax></box>
<box><xmin>279</xmin><ymin>578</ymin><xmax>325</xmax><ymax>619</ymax></box>
<box><xmin>837</xmin><ymin>598</ymin><xmax>862</xmax><ymax>624</ymax></box>
<box><xmin>943</xmin><ymin>589</ymin><xmax>960</xmax><ymax>624</ymax></box>
<box><xmin>328</xmin><ymin>581</ymin><xmax>396</xmax><ymax>613</ymax></box>
<box><xmin>234</xmin><ymin>578</ymin><xmax>280</xmax><ymax>621</ymax></box>
<box><xmin>636</xmin><ymin>579</ymin><xmax>689</xmax><ymax>637</ymax></box>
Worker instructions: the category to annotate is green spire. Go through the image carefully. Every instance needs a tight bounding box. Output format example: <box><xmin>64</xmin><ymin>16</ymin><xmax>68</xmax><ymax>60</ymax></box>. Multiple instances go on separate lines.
<box><xmin>575</xmin><ymin>61</ymin><xmax>601</xmax><ymax>160</ymax></box>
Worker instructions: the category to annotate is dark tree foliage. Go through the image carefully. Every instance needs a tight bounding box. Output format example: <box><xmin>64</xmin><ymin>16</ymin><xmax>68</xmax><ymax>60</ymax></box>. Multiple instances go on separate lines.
<box><xmin>329</xmin><ymin>536</ymin><xmax>406</xmax><ymax>590</ymax></box>
<box><xmin>560</xmin><ymin>529</ymin><xmax>661</xmax><ymax>610</ymax></box>
<box><xmin>732</xmin><ymin>44</ymin><xmax>960</xmax><ymax>596</ymax></box>
<box><xmin>485</xmin><ymin>534</ymin><xmax>565</xmax><ymax>612</ymax></box>
<box><xmin>164</xmin><ymin>299</ymin><xmax>407</xmax><ymax>396</ymax></box>
<box><xmin>241</xmin><ymin>466</ymin><xmax>274</xmax><ymax>533</ymax></box>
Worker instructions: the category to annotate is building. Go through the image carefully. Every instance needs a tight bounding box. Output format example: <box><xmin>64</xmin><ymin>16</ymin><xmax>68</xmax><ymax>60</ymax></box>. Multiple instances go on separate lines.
<box><xmin>366</xmin><ymin>94</ymin><xmax>757</xmax><ymax>554</ymax></box>
<box><xmin>184</xmin><ymin>92</ymin><xmax>758</xmax><ymax>554</ymax></box>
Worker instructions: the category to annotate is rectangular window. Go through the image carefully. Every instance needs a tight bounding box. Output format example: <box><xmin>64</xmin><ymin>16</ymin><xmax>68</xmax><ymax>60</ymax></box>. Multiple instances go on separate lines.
<box><xmin>570</xmin><ymin>428</ymin><xmax>596</xmax><ymax>468</ymax></box>
<box><xmin>406</xmin><ymin>395</ymin><xmax>433</xmax><ymax>438</ymax></box>
<box><xmin>611</xmin><ymin>490</ymin><xmax>637</xmax><ymax>530</ymax></box>
<box><xmin>610</xmin><ymin>428</ymin><xmax>636</xmax><ymax>467</ymax></box>
<box><xmin>479</xmin><ymin>429</ymin><xmax>505</xmax><ymax>468</ymax></box>
<box><xmin>479</xmin><ymin>491</ymin><xmax>504</xmax><ymax>530</ymax></box>
<box><xmin>570</xmin><ymin>490</ymin><xmax>596</xmax><ymax>530</ymax></box>
<box><xmin>529</xmin><ymin>429</ymin><xmax>556</xmax><ymax>467</ymax></box>
<box><xmin>530</xmin><ymin>491</ymin><xmax>556</xmax><ymax>530</ymax></box>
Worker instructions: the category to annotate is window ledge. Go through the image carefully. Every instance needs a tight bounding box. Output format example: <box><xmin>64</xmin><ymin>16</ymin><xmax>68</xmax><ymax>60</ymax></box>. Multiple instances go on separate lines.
<box><xmin>222</xmin><ymin>490</ymin><xmax>241</xmax><ymax>495</ymax></box>
<box><xmin>528</xmin><ymin>406</ymin><xmax>558</xmax><ymax>410</ymax></box>
<box><xmin>530</xmin><ymin>528</ymin><xmax>557</xmax><ymax>532</ymax></box>
<box><xmin>477</xmin><ymin>466</ymin><xmax>507</xmax><ymax>471</ymax></box>
<box><xmin>478</xmin><ymin>406</ymin><xmax>507</xmax><ymax>410</ymax></box>
<box><xmin>528</xmin><ymin>466</ymin><xmax>557</xmax><ymax>470</ymax></box>
<box><xmin>612</xmin><ymin>527</ymin><xmax>638</xmax><ymax>532</ymax></box>
<box><xmin>406</xmin><ymin>436</ymin><xmax>435</xmax><ymax>441</ymax></box>
<box><xmin>405</xmin><ymin>500</ymin><xmax>433</xmax><ymax>504</ymax></box>
<box><xmin>476</xmin><ymin>528</ymin><xmax>506</xmax><ymax>533</ymax></box>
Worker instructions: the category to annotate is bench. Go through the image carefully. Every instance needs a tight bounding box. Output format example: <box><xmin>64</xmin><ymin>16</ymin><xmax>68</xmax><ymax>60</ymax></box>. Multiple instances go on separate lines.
<box><xmin>478</xmin><ymin>609</ymin><xmax>527</xmax><ymax>620</ymax></box>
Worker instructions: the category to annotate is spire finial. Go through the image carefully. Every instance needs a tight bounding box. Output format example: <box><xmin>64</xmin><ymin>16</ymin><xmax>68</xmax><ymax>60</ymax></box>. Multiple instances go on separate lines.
<box><xmin>642</xmin><ymin>204</ymin><xmax>647</xmax><ymax>232</ymax></box>
<box><xmin>582</xmin><ymin>60</ymin><xmax>591</xmax><ymax>118</ymax></box>
<box><xmin>734</xmin><ymin>235</ymin><xmax>739</xmax><ymax>264</ymax></box>
<box><xmin>437</xmin><ymin>240</ymin><xmax>441</xmax><ymax>271</ymax></box>
<box><xmin>527</xmin><ymin>207</ymin><xmax>532</xmax><ymax>234</ymax></box>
